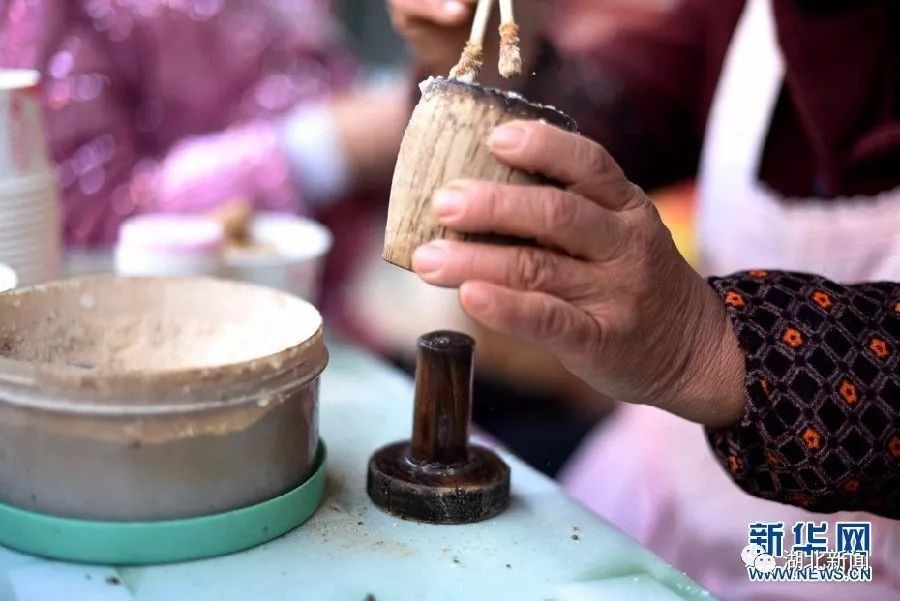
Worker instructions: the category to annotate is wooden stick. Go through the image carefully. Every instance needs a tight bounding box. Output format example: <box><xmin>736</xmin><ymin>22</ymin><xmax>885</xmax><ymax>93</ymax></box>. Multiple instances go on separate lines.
<box><xmin>449</xmin><ymin>0</ymin><xmax>495</xmax><ymax>82</ymax></box>
<box><xmin>498</xmin><ymin>0</ymin><xmax>521</xmax><ymax>78</ymax></box>
<box><xmin>469</xmin><ymin>0</ymin><xmax>495</xmax><ymax>47</ymax></box>
<box><xmin>410</xmin><ymin>331</ymin><xmax>474</xmax><ymax>466</ymax></box>
<box><xmin>499</xmin><ymin>0</ymin><xmax>514</xmax><ymax>25</ymax></box>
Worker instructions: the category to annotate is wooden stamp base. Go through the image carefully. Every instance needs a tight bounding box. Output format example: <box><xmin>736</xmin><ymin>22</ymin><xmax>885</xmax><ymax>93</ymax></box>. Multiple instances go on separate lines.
<box><xmin>367</xmin><ymin>442</ymin><xmax>510</xmax><ymax>525</ymax></box>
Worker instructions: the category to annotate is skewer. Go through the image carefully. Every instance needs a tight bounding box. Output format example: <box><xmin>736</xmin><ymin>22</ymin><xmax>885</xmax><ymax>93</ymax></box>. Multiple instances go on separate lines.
<box><xmin>498</xmin><ymin>0</ymin><xmax>521</xmax><ymax>78</ymax></box>
<box><xmin>449</xmin><ymin>0</ymin><xmax>495</xmax><ymax>83</ymax></box>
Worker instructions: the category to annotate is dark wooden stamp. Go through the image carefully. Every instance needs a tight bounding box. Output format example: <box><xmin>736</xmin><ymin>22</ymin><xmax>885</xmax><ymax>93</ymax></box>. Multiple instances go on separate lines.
<box><xmin>367</xmin><ymin>330</ymin><xmax>510</xmax><ymax>524</ymax></box>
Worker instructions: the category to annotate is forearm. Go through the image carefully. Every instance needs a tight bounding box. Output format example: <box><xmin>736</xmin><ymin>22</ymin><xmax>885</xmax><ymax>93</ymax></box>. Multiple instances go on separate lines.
<box><xmin>162</xmin><ymin>85</ymin><xmax>406</xmax><ymax>218</ymax></box>
<box><xmin>707</xmin><ymin>271</ymin><xmax>900</xmax><ymax>517</ymax></box>
<box><xmin>325</xmin><ymin>86</ymin><xmax>409</xmax><ymax>191</ymax></box>
<box><xmin>154</xmin><ymin>120</ymin><xmax>302</xmax><ymax>216</ymax></box>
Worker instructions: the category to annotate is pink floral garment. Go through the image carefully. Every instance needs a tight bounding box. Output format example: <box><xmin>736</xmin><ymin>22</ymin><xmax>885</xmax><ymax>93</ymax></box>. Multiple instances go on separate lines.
<box><xmin>0</xmin><ymin>0</ymin><xmax>356</xmax><ymax>248</ymax></box>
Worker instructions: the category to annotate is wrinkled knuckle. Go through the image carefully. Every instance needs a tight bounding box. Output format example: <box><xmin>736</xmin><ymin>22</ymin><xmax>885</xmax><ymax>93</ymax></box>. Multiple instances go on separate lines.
<box><xmin>515</xmin><ymin>248</ymin><xmax>553</xmax><ymax>291</ymax></box>
<box><xmin>544</xmin><ymin>190</ymin><xmax>579</xmax><ymax>231</ymax></box>
<box><xmin>494</xmin><ymin>185</ymin><xmax>521</xmax><ymax>224</ymax></box>
<box><xmin>461</xmin><ymin>245</ymin><xmax>483</xmax><ymax>276</ymax></box>
<box><xmin>624</xmin><ymin>182</ymin><xmax>648</xmax><ymax>208</ymax></box>
<box><xmin>473</xmin><ymin>183</ymin><xmax>501</xmax><ymax>223</ymax></box>
<box><xmin>576</xmin><ymin>140</ymin><xmax>609</xmax><ymax>176</ymax></box>
<box><xmin>537</xmin><ymin>304</ymin><xmax>573</xmax><ymax>341</ymax></box>
<box><xmin>583</xmin><ymin>318</ymin><xmax>606</xmax><ymax>360</ymax></box>
<box><xmin>566</xmin><ymin>321</ymin><xmax>600</xmax><ymax>360</ymax></box>
<box><xmin>598</xmin><ymin>213</ymin><xmax>629</xmax><ymax>253</ymax></box>
<box><xmin>579</xmin><ymin>320</ymin><xmax>602</xmax><ymax>352</ymax></box>
<box><xmin>626</xmin><ymin>206</ymin><xmax>669</xmax><ymax>254</ymax></box>
<box><xmin>644</xmin><ymin>202</ymin><xmax>668</xmax><ymax>229</ymax></box>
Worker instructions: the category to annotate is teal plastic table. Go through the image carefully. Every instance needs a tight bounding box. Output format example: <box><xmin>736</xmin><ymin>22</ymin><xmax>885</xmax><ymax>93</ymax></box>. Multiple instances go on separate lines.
<box><xmin>0</xmin><ymin>342</ymin><xmax>714</xmax><ymax>601</ymax></box>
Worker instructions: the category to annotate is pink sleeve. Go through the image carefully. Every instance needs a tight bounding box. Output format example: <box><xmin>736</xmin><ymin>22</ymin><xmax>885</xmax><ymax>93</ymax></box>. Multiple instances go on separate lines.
<box><xmin>2</xmin><ymin>0</ymin><xmax>145</xmax><ymax>247</ymax></box>
<box><xmin>151</xmin><ymin>121</ymin><xmax>301</xmax><ymax>218</ymax></box>
<box><xmin>1</xmin><ymin>1</ymin><xmax>346</xmax><ymax>248</ymax></box>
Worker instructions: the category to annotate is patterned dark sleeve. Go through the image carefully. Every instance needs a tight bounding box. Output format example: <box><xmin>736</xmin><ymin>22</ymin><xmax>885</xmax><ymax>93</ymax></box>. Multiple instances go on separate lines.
<box><xmin>707</xmin><ymin>271</ymin><xmax>900</xmax><ymax>518</ymax></box>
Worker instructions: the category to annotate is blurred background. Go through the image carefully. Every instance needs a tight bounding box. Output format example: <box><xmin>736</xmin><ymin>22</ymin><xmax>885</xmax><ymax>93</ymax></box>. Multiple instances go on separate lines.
<box><xmin>0</xmin><ymin>0</ymin><xmax>693</xmax><ymax>478</ymax></box>
<box><xmin>337</xmin><ymin>0</ymin><xmax>407</xmax><ymax>72</ymax></box>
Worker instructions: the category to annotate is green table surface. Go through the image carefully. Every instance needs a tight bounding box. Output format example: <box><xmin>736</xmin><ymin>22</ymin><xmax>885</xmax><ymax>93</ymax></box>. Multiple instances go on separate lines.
<box><xmin>0</xmin><ymin>339</ymin><xmax>714</xmax><ymax>601</ymax></box>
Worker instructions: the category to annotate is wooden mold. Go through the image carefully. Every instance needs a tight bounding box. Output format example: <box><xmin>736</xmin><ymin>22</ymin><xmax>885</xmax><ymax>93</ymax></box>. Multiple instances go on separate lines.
<box><xmin>383</xmin><ymin>77</ymin><xmax>577</xmax><ymax>271</ymax></box>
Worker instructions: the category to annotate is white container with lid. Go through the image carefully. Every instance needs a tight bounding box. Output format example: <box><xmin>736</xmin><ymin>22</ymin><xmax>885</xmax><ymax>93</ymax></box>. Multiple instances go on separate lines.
<box><xmin>115</xmin><ymin>214</ymin><xmax>225</xmax><ymax>277</ymax></box>
<box><xmin>224</xmin><ymin>213</ymin><xmax>332</xmax><ymax>301</ymax></box>
<box><xmin>0</xmin><ymin>263</ymin><xmax>16</xmax><ymax>293</ymax></box>
<box><xmin>0</xmin><ymin>276</ymin><xmax>327</xmax><ymax>521</ymax></box>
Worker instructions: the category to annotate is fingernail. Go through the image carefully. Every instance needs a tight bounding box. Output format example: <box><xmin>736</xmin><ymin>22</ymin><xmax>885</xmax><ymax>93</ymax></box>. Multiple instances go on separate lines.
<box><xmin>432</xmin><ymin>188</ymin><xmax>466</xmax><ymax>220</ymax></box>
<box><xmin>462</xmin><ymin>284</ymin><xmax>491</xmax><ymax>312</ymax></box>
<box><xmin>443</xmin><ymin>1</ymin><xmax>466</xmax><ymax>16</ymax></box>
<box><xmin>412</xmin><ymin>243</ymin><xmax>447</xmax><ymax>276</ymax></box>
<box><xmin>487</xmin><ymin>125</ymin><xmax>525</xmax><ymax>151</ymax></box>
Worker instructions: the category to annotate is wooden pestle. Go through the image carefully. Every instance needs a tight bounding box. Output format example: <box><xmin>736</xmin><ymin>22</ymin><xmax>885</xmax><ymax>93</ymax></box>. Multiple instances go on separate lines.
<box><xmin>410</xmin><ymin>331</ymin><xmax>473</xmax><ymax>466</ymax></box>
<box><xmin>367</xmin><ymin>330</ymin><xmax>510</xmax><ymax>524</ymax></box>
<box><xmin>383</xmin><ymin>77</ymin><xmax>577</xmax><ymax>271</ymax></box>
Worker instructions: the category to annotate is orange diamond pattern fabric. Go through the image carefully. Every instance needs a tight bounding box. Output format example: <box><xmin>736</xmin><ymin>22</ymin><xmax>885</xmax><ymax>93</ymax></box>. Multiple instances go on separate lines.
<box><xmin>708</xmin><ymin>271</ymin><xmax>899</xmax><ymax>517</ymax></box>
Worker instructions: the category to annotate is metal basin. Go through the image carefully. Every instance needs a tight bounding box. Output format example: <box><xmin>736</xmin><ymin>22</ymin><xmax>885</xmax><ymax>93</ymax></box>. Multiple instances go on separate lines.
<box><xmin>0</xmin><ymin>276</ymin><xmax>327</xmax><ymax>521</ymax></box>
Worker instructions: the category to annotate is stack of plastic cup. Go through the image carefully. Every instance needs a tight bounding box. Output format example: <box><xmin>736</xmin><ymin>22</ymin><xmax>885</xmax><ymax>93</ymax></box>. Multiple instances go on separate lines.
<box><xmin>0</xmin><ymin>70</ymin><xmax>61</xmax><ymax>286</ymax></box>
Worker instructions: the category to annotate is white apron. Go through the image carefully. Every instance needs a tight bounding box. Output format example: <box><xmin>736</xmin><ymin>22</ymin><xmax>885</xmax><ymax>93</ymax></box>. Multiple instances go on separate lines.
<box><xmin>562</xmin><ymin>1</ymin><xmax>900</xmax><ymax>599</ymax></box>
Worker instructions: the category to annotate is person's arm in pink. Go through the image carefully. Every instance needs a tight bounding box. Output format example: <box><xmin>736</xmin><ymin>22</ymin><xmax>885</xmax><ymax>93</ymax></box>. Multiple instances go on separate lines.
<box><xmin>2</xmin><ymin>1</ymin><xmax>145</xmax><ymax>246</ymax></box>
<box><xmin>1</xmin><ymin>0</ymin><xmax>357</xmax><ymax>249</ymax></box>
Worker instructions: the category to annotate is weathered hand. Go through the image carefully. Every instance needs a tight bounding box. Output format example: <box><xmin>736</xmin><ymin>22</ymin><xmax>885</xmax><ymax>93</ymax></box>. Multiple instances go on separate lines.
<box><xmin>411</xmin><ymin>121</ymin><xmax>746</xmax><ymax>426</ymax></box>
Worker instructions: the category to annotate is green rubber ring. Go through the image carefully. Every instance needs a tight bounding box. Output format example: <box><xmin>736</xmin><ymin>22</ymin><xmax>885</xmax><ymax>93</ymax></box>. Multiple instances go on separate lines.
<box><xmin>0</xmin><ymin>441</ymin><xmax>326</xmax><ymax>565</ymax></box>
